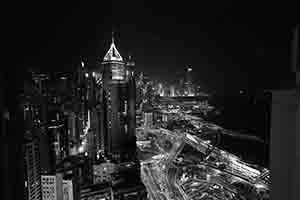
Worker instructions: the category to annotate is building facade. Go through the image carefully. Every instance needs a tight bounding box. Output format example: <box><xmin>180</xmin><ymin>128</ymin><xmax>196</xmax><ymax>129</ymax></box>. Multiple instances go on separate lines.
<box><xmin>41</xmin><ymin>174</ymin><xmax>63</xmax><ymax>200</ymax></box>
<box><xmin>25</xmin><ymin>138</ymin><xmax>42</xmax><ymax>200</ymax></box>
<box><xmin>63</xmin><ymin>180</ymin><xmax>74</xmax><ymax>200</ymax></box>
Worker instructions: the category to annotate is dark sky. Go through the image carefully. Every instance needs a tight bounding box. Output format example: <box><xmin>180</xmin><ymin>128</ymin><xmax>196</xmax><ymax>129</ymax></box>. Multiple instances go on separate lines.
<box><xmin>8</xmin><ymin>1</ymin><xmax>295</xmax><ymax>94</ymax></box>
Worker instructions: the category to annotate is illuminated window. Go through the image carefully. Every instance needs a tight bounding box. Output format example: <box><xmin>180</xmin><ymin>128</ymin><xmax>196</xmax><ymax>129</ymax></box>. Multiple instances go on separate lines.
<box><xmin>111</xmin><ymin>64</ymin><xmax>125</xmax><ymax>80</ymax></box>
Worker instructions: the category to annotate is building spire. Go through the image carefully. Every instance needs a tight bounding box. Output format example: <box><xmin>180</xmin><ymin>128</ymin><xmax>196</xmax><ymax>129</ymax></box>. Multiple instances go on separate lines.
<box><xmin>112</xmin><ymin>30</ymin><xmax>115</xmax><ymax>44</ymax></box>
<box><xmin>103</xmin><ymin>30</ymin><xmax>123</xmax><ymax>62</ymax></box>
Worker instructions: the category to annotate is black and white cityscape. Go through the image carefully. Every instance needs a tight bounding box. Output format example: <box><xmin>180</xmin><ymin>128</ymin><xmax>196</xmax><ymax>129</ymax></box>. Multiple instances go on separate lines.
<box><xmin>1</xmin><ymin>2</ymin><xmax>298</xmax><ymax>200</ymax></box>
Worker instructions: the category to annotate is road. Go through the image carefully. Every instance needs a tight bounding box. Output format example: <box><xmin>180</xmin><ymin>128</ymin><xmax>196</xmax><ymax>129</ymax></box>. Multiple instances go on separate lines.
<box><xmin>137</xmin><ymin>126</ymin><xmax>269</xmax><ymax>200</ymax></box>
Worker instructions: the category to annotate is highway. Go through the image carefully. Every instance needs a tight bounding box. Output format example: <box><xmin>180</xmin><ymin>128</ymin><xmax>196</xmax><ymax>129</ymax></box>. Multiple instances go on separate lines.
<box><xmin>137</xmin><ymin>98</ymin><xmax>270</xmax><ymax>200</ymax></box>
<box><xmin>137</xmin><ymin>126</ymin><xmax>269</xmax><ymax>200</ymax></box>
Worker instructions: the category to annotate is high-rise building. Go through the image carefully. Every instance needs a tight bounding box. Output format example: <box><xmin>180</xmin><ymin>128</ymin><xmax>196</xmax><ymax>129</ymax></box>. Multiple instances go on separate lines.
<box><xmin>170</xmin><ymin>85</ymin><xmax>175</xmax><ymax>97</ymax></box>
<box><xmin>184</xmin><ymin>66</ymin><xmax>195</xmax><ymax>96</ymax></box>
<box><xmin>47</xmin><ymin>118</ymin><xmax>69</xmax><ymax>168</ymax></box>
<box><xmin>143</xmin><ymin>112</ymin><xmax>153</xmax><ymax>128</ymax></box>
<box><xmin>270</xmin><ymin>26</ymin><xmax>299</xmax><ymax>200</ymax></box>
<box><xmin>63</xmin><ymin>180</ymin><xmax>74</xmax><ymax>200</ymax></box>
<box><xmin>55</xmin><ymin>156</ymin><xmax>83</xmax><ymax>200</ymax></box>
<box><xmin>73</xmin><ymin>61</ymin><xmax>89</xmax><ymax>139</ymax></box>
<box><xmin>100</xmin><ymin>34</ymin><xmax>137</xmax><ymax>162</ymax></box>
<box><xmin>87</xmin><ymin>127</ymin><xmax>96</xmax><ymax>160</ymax></box>
<box><xmin>31</xmin><ymin>72</ymin><xmax>49</xmax><ymax>96</ymax></box>
<box><xmin>126</xmin><ymin>54</ymin><xmax>136</xmax><ymax>72</ymax></box>
<box><xmin>126</xmin><ymin>55</ymin><xmax>137</xmax><ymax>151</ymax></box>
<box><xmin>24</xmin><ymin>137</ymin><xmax>42</xmax><ymax>200</ymax></box>
<box><xmin>158</xmin><ymin>83</ymin><xmax>164</xmax><ymax>96</ymax></box>
<box><xmin>185</xmin><ymin>66</ymin><xmax>193</xmax><ymax>83</ymax></box>
<box><xmin>41</xmin><ymin>173</ymin><xmax>63</xmax><ymax>200</ymax></box>
<box><xmin>93</xmin><ymin>161</ymin><xmax>117</xmax><ymax>184</ymax></box>
<box><xmin>65</xmin><ymin>111</ymin><xmax>80</xmax><ymax>155</ymax></box>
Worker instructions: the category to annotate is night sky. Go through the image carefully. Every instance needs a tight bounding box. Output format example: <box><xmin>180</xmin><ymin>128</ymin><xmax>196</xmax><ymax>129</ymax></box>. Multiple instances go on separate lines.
<box><xmin>9</xmin><ymin>1</ymin><xmax>294</xmax><ymax>94</ymax></box>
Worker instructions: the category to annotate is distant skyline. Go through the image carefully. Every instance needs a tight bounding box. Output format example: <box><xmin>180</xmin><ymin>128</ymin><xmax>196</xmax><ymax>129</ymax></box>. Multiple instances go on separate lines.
<box><xmin>9</xmin><ymin>1</ymin><xmax>295</xmax><ymax>94</ymax></box>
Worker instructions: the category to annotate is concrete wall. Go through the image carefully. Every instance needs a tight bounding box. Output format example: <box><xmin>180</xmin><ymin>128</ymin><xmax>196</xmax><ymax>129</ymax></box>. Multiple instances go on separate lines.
<box><xmin>294</xmin><ymin>88</ymin><xmax>299</xmax><ymax>200</ymax></box>
<box><xmin>270</xmin><ymin>90</ymin><xmax>297</xmax><ymax>200</ymax></box>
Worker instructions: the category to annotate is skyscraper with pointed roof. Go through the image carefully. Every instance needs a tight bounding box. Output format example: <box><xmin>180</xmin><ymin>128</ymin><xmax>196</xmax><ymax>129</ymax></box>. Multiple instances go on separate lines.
<box><xmin>100</xmin><ymin>33</ymin><xmax>137</xmax><ymax>162</ymax></box>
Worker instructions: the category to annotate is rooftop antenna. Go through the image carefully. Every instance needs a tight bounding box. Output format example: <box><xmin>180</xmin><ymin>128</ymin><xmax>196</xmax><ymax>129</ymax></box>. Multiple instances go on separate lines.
<box><xmin>111</xmin><ymin>28</ymin><xmax>115</xmax><ymax>44</ymax></box>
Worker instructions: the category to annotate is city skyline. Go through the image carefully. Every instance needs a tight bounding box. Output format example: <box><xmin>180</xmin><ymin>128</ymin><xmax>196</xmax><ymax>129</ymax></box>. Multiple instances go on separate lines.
<box><xmin>9</xmin><ymin>1</ymin><xmax>294</xmax><ymax>94</ymax></box>
<box><xmin>1</xmin><ymin>2</ymin><xmax>297</xmax><ymax>200</ymax></box>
